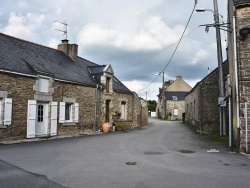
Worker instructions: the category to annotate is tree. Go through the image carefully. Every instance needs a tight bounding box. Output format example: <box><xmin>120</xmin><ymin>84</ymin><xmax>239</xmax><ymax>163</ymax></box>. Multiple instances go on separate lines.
<box><xmin>147</xmin><ymin>100</ymin><xmax>156</xmax><ymax>112</ymax></box>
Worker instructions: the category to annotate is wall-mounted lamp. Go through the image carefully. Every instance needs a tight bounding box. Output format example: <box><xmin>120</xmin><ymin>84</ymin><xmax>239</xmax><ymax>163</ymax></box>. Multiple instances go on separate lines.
<box><xmin>239</xmin><ymin>27</ymin><xmax>250</xmax><ymax>40</ymax></box>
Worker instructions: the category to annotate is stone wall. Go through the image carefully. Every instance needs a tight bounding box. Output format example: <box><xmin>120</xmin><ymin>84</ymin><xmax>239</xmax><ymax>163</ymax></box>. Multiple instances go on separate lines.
<box><xmin>185</xmin><ymin>61</ymin><xmax>229</xmax><ymax>133</ymax></box>
<box><xmin>109</xmin><ymin>92</ymin><xmax>148</xmax><ymax>130</ymax></box>
<box><xmin>236</xmin><ymin>5</ymin><xmax>250</xmax><ymax>152</ymax></box>
<box><xmin>53</xmin><ymin>81</ymin><xmax>97</xmax><ymax>136</ymax></box>
<box><xmin>0</xmin><ymin>72</ymin><xmax>148</xmax><ymax>141</ymax></box>
<box><xmin>166</xmin><ymin>100</ymin><xmax>185</xmax><ymax>120</ymax></box>
<box><xmin>0</xmin><ymin>73</ymin><xmax>35</xmax><ymax>141</ymax></box>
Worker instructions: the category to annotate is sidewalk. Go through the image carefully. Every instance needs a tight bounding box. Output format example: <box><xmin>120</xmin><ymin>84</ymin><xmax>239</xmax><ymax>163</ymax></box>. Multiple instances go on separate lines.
<box><xmin>0</xmin><ymin>125</ymin><xmax>149</xmax><ymax>145</ymax></box>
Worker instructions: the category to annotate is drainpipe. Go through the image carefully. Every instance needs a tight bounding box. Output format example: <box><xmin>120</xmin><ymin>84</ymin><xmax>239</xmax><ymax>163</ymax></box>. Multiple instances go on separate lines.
<box><xmin>200</xmin><ymin>83</ymin><xmax>202</xmax><ymax>134</ymax></box>
<box><xmin>132</xmin><ymin>93</ymin><xmax>134</xmax><ymax>129</ymax></box>
<box><xmin>94</xmin><ymin>84</ymin><xmax>102</xmax><ymax>132</ymax></box>
<box><xmin>97</xmin><ymin>85</ymin><xmax>102</xmax><ymax>132</ymax></box>
<box><xmin>140</xmin><ymin>101</ymin><xmax>142</xmax><ymax>127</ymax></box>
<box><xmin>233</xmin><ymin>8</ymin><xmax>241</xmax><ymax>147</ymax></box>
<box><xmin>93</xmin><ymin>84</ymin><xmax>98</xmax><ymax>132</ymax></box>
<box><xmin>245</xmin><ymin>102</ymin><xmax>248</xmax><ymax>153</ymax></box>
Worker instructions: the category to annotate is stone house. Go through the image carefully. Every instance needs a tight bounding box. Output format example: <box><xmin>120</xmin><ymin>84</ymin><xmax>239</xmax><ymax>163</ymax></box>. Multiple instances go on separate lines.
<box><xmin>185</xmin><ymin>61</ymin><xmax>229</xmax><ymax>133</ymax></box>
<box><xmin>0</xmin><ymin>33</ymin><xmax>148</xmax><ymax>142</ymax></box>
<box><xmin>156</xmin><ymin>75</ymin><xmax>192</xmax><ymax>119</ymax></box>
<box><xmin>228</xmin><ymin>0</ymin><xmax>250</xmax><ymax>152</ymax></box>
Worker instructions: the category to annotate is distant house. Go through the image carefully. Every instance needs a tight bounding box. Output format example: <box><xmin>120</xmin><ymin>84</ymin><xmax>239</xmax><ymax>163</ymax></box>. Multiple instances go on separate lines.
<box><xmin>165</xmin><ymin>91</ymin><xmax>189</xmax><ymax>120</ymax></box>
<box><xmin>157</xmin><ymin>75</ymin><xmax>192</xmax><ymax>120</ymax></box>
<box><xmin>185</xmin><ymin>61</ymin><xmax>229</xmax><ymax>133</ymax></box>
<box><xmin>0</xmin><ymin>33</ymin><xmax>148</xmax><ymax>141</ymax></box>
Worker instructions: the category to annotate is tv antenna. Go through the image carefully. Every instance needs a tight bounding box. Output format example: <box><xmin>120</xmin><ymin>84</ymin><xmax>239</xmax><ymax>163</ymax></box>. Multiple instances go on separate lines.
<box><xmin>54</xmin><ymin>20</ymin><xmax>68</xmax><ymax>39</ymax></box>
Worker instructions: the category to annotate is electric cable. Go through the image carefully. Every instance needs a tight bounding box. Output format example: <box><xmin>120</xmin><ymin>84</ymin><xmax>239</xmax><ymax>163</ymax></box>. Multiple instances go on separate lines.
<box><xmin>137</xmin><ymin>0</ymin><xmax>198</xmax><ymax>93</ymax></box>
<box><xmin>116</xmin><ymin>27</ymin><xmax>199</xmax><ymax>73</ymax></box>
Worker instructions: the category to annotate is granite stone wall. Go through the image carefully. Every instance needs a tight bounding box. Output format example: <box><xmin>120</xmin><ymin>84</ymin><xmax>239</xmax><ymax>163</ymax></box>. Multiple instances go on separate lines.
<box><xmin>0</xmin><ymin>73</ymin><xmax>35</xmax><ymax>141</ymax></box>
<box><xmin>185</xmin><ymin>61</ymin><xmax>229</xmax><ymax>133</ymax></box>
<box><xmin>236</xmin><ymin>5</ymin><xmax>250</xmax><ymax>152</ymax></box>
<box><xmin>0</xmin><ymin>72</ymin><xmax>148</xmax><ymax>141</ymax></box>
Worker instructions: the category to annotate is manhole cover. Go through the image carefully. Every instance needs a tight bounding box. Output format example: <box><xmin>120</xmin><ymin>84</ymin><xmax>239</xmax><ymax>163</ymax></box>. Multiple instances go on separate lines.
<box><xmin>179</xmin><ymin>150</ymin><xmax>195</xmax><ymax>154</ymax></box>
<box><xmin>144</xmin><ymin>151</ymin><xmax>163</xmax><ymax>155</ymax></box>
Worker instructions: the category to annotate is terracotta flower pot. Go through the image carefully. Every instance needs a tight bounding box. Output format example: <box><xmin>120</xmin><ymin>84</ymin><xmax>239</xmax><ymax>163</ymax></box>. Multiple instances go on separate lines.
<box><xmin>102</xmin><ymin>122</ymin><xmax>111</xmax><ymax>133</ymax></box>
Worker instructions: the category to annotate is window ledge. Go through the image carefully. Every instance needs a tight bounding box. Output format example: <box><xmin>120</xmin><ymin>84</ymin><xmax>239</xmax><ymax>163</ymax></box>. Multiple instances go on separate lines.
<box><xmin>62</xmin><ymin>122</ymin><xmax>76</xmax><ymax>126</ymax></box>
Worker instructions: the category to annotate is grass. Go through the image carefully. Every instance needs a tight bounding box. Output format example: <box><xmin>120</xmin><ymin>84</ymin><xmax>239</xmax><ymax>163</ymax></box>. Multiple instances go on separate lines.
<box><xmin>197</xmin><ymin>131</ymin><xmax>229</xmax><ymax>145</ymax></box>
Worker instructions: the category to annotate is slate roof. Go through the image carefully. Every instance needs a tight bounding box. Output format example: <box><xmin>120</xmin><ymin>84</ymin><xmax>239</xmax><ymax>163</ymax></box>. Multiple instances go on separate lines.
<box><xmin>0</xmin><ymin>33</ymin><xmax>133</xmax><ymax>95</ymax></box>
<box><xmin>234</xmin><ymin>0</ymin><xmax>250</xmax><ymax>6</ymax></box>
<box><xmin>165</xmin><ymin>91</ymin><xmax>188</xmax><ymax>101</ymax></box>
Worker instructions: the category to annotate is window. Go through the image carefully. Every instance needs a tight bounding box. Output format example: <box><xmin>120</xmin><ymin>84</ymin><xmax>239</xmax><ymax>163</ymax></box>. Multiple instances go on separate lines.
<box><xmin>120</xmin><ymin>101</ymin><xmax>126</xmax><ymax>120</ymax></box>
<box><xmin>172</xmin><ymin>96</ymin><xmax>178</xmax><ymax>100</ymax></box>
<box><xmin>65</xmin><ymin>102</ymin><xmax>73</xmax><ymax>121</ymax></box>
<box><xmin>37</xmin><ymin>104</ymin><xmax>44</xmax><ymax>122</ymax></box>
<box><xmin>106</xmin><ymin>77</ymin><xmax>111</xmax><ymax>93</ymax></box>
<box><xmin>59</xmin><ymin>102</ymin><xmax>79</xmax><ymax>123</ymax></box>
<box><xmin>174</xmin><ymin>108</ymin><xmax>179</xmax><ymax>116</ymax></box>
<box><xmin>38</xmin><ymin>78</ymin><xmax>49</xmax><ymax>93</ymax></box>
<box><xmin>0</xmin><ymin>98</ymin><xmax>12</xmax><ymax>126</ymax></box>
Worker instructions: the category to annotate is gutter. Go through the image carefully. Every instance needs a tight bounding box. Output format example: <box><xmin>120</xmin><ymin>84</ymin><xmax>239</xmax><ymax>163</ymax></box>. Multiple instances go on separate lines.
<box><xmin>0</xmin><ymin>69</ymin><xmax>37</xmax><ymax>78</ymax></box>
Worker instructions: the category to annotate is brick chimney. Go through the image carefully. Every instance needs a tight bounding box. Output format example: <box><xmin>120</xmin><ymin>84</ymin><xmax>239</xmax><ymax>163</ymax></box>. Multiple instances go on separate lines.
<box><xmin>176</xmin><ymin>75</ymin><xmax>182</xmax><ymax>80</ymax></box>
<box><xmin>57</xmin><ymin>39</ymin><xmax>78</xmax><ymax>61</ymax></box>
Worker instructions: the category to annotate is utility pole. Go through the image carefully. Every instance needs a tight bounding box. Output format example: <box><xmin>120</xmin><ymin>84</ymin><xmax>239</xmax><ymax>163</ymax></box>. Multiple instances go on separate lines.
<box><xmin>162</xmin><ymin>71</ymin><xmax>166</xmax><ymax>119</ymax></box>
<box><xmin>213</xmin><ymin>0</ymin><xmax>226</xmax><ymax>136</ymax></box>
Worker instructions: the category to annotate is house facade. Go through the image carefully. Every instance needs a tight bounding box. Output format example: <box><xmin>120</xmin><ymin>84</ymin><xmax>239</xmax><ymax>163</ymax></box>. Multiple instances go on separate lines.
<box><xmin>0</xmin><ymin>33</ymin><xmax>147</xmax><ymax>142</ymax></box>
<box><xmin>157</xmin><ymin>75</ymin><xmax>192</xmax><ymax>120</ymax></box>
<box><xmin>185</xmin><ymin>61</ymin><xmax>229</xmax><ymax>133</ymax></box>
<box><xmin>228</xmin><ymin>0</ymin><xmax>250</xmax><ymax>152</ymax></box>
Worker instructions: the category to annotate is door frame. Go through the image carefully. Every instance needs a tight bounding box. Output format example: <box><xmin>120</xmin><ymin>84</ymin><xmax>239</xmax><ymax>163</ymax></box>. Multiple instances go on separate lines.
<box><xmin>35</xmin><ymin>102</ymin><xmax>49</xmax><ymax>136</ymax></box>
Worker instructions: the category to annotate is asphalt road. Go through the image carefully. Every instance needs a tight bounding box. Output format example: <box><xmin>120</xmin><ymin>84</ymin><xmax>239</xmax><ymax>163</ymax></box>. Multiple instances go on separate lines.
<box><xmin>0</xmin><ymin>118</ymin><xmax>250</xmax><ymax>188</ymax></box>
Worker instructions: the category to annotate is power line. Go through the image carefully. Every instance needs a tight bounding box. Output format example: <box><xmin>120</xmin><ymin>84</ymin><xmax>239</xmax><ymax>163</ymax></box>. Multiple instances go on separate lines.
<box><xmin>137</xmin><ymin>1</ymin><xmax>197</xmax><ymax>93</ymax></box>
<box><xmin>116</xmin><ymin>27</ymin><xmax>199</xmax><ymax>73</ymax></box>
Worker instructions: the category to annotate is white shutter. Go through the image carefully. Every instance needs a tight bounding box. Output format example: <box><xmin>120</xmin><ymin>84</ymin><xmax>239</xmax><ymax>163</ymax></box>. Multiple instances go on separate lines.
<box><xmin>0</xmin><ymin>99</ymin><xmax>3</xmax><ymax>124</ymax></box>
<box><xmin>3</xmin><ymin>98</ymin><xmax>12</xmax><ymax>125</ymax></box>
<box><xmin>59</xmin><ymin>102</ymin><xmax>65</xmax><ymax>123</ymax></box>
<box><xmin>39</xmin><ymin>78</ymin><xmax>49</xmax><ymax>93</ymax></box>
<box><xmin>74</xmin><ymin>103</ymin><xmax>79</xmax><ymax>123</ymax></box>
<box><xmin>27</xmin><ymin>100</ymin><xmax>36</xmax><ymax>138</ymax></box>
<box><xmin>50</xmin><ymin>102</ymin><xmax>58</xmax><ymax>136</ymax></box>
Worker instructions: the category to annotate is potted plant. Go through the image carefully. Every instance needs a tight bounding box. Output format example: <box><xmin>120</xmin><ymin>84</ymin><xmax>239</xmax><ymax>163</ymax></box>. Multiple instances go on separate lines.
<box><xmin>116</xmin><ymin>122</ymin><xmax>123</xmax><ymax>131</ymax></box>
<box><xmin>102</xmin><ymin>122</ymin><xmax>111</xmax><ymax>133</ymax></box>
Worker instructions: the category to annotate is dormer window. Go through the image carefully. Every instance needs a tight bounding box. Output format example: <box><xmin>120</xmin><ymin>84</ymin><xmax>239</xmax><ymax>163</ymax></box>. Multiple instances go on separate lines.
<box><xmin>172</xmin><ymin>96</ymin><xmax>178</xmax><ymax>100</ymax></box>
<box><xmin>106</xmin><ymin>77</ymin><xmax>111</xmax><ymax>93</ymax></box>
<box><xmin>38</xmin><ymin>78</ymin><xmax>49</xmax><ymax>93</ymax></box>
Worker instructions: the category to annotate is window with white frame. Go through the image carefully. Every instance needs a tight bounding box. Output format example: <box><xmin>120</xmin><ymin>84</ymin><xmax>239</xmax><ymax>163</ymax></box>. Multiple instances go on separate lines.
<box><xmin>174</xmin><ymin>108</ymin><xmax>179</xmax><ymax>116</ymax></box>
<box><xmin>120</xmin><ymin>101</ymin><xmax>126</xmax><ymax>120</ymax></box>
<box><xmin>0</xmin><ymin>98</ymin><xmax>12</xmax><ymax>126</ymax></box>
<box><xmin>59</xmin><ymin>102</ymin><xmax>79</xmax><ymax>123</ymax></box>
<box><xmin>38</xmin><ymin>77</ymin><xmax>49</xmax><ymax>93</ymax></box>
<box><xmin>65</xmin><ymin>102</ymin><xmax>73</xmax><ymax>121</ymax></box>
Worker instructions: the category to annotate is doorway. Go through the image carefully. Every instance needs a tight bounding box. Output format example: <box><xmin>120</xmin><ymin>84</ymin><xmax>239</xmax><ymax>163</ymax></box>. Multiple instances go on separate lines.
<box><xmin>36</xmin><ymin>103</ymin><xmax>48</xmax><ymax>136</ymax></box>
<box><xmin>105</xmin><ymin>100</ymin><xmax>110</xmax><ymax>123</ymax></box>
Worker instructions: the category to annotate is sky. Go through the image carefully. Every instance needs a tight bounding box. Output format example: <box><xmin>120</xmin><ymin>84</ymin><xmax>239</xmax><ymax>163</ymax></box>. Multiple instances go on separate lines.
<box><xmin>0</xmin><ymin>0</ymin><xmax>228</xmax><ymax>101</ymax></box>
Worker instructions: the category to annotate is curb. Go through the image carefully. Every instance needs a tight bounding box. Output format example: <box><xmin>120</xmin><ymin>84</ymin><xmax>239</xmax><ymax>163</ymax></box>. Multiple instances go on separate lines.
<box><xmin>0</xmin><ymin>125</ymin><xmax>148</xmax><ymax>145</ymax></box>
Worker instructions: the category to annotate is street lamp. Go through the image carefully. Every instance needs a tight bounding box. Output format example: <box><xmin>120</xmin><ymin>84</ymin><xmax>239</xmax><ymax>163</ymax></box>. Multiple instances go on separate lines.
<box><xmin>196</xmin><ymin>0</ymin><xmax>226</xmax><ymax>136</ymax></box>
<box><xmin>195</xmin><ymin>8</ymin><xmax>213</xmax><ymax>12</ymax></box>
